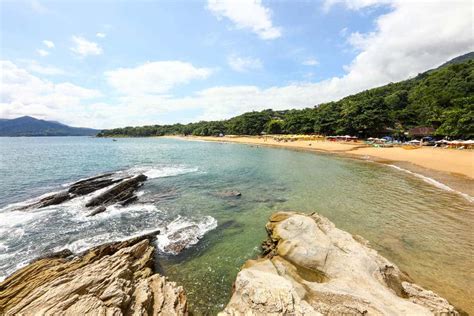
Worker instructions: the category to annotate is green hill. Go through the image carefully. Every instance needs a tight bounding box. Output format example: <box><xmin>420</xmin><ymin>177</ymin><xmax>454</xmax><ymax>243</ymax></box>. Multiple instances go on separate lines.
<box><xmin>99</xmin><ymin>52</ymin><xmax>474</xmax><ymax>139</ymax></box>
<box><xmin>0</xmin><ymin>116</ymin><xmax>99</xmax><ymax>136</ymax></box>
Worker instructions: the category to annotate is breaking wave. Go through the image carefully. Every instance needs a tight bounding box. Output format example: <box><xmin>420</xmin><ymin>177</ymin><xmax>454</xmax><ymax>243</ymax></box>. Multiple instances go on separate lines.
<box><xmin>156</xmin><ymin>215</ymin><xmax>218</xmax><ymax>255</ymax></box>
<box><xmin>388</xmin><ymin>165</ymin><xmax>473</xmax><ymax>203</ymax></box>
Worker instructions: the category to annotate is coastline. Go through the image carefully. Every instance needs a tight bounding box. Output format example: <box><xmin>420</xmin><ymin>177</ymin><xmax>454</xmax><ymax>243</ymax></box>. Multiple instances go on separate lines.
<box><xmin>166</xmin><ymin>135</ymin><xmax>474</xmax><ymax>199</ymax></box>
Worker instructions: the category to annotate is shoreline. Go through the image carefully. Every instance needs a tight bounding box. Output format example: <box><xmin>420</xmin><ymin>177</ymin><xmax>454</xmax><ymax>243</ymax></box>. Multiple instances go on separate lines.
<box><xmin>166</xmin><ymin>135</ymin><xmax>474</xmax><ymax>200</ymax></box>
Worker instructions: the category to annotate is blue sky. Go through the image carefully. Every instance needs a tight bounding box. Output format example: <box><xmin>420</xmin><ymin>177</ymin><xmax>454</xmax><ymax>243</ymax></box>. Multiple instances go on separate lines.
<box><xmin>1</xmin><ymin>0</ymin><xmax>472</xmax><ymax>128</ymax></box>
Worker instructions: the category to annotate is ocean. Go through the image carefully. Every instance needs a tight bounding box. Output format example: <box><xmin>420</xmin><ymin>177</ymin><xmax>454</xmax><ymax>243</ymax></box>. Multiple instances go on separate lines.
<box><xmin>0</xmin><ymin>136</ymin><xmax>472</xmax><ymax>314</ymax></box>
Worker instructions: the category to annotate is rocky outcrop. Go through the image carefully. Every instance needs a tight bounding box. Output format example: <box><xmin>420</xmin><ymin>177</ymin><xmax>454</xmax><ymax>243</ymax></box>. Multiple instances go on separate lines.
<box><xmin>68</xmin><ymin>172</ymin><xmax>120</xmax><ymax>195</ymax></box>
<box><xmin>220</xmin><ymin>211</ymin><xmax>458</xmax><ymax>315</ymax></box>
<box><xmin>16</xmin><ymin>190</ymin><xmax>72</xmax><ymax>209</ymax></box>
<box><xmin>0</xmin><ymin>231</ymin><xmax>187</xmax><ymax>315</ymax></box>
<box><xmin>85</xmin><ymin>174</ymin><xmax>147</xmax><ymax>208</ymax></box>
<box><xmin>14</xmin><ymin>172</ymin><xmax>147</xmax><ymax>213</ymax></box>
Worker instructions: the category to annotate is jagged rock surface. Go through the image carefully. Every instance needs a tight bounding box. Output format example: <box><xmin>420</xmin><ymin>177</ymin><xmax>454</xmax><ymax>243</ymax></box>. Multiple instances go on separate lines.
<box><xmin>0</xmin><ymin>232</ymin><xmax>187</xmax><ymax>315</ymax></box>
<box><xmin>220</xmin><ymin>211</ymin><xmax>458</xmax><ymax>316</ymax></box>
<box><xmin>14</xmin><ymin>172</ymin><xmax>146</xmax><ymax>212</ymax></box>
<box><xmin>85</xmin><ymin>174</ymin><xmax>147</xmax><ymax>208</ymax></box>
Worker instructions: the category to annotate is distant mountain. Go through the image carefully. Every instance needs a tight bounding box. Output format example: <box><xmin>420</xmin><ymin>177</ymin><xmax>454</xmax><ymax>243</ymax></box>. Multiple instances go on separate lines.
<box><xmin>0</xmin><ymin>116</ymin><xmax>99</xmax><ymax>136</ymax></box>
<box><xmin>438</xmin><ymin>51</ymin><xmax>474</xmax><ymax>68</ymax></box>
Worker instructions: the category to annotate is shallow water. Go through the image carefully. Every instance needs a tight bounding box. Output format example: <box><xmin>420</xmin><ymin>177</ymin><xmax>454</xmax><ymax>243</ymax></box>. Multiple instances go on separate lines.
<box><xmin>0</xmin><ymin>137</ymin><xmax>472</xmax><ymax>314</ymax></box>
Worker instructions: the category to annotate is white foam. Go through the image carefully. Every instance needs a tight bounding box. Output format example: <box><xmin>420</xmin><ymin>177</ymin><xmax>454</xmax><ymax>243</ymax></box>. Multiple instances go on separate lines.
<box><xmin>0</xmin><ymin>209</ymin><xmax>55</xmax><ymax>234</ymax></box>
<box><xmin>388</xmin><ymin>165</ymin><xmax>474</xmax><ymax>203</ymax></box>
<box><xmin>156</xmin><ymin>215</ymin><xmax>218</xmax><ymax>255</ymax></box>
<box><xmin>122</xmin><ymin>165</ymin><xmax>199</xmax><ymax>179</ymax></box>
<box><xmin>0</xmin><ymin>190</ymin><xmax>64</xmax><ymax>212</ymax></box>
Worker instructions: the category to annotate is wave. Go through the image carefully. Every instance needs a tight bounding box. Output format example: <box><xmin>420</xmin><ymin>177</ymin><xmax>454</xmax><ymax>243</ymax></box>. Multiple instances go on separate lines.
<box><xmin>156</xmin><ymin>215</ymin><xmax>218</xmax><ymax>255</ymax></box>
<box><xmin>118</xmin><ymin>165</ymin><xmax>199</xmax><ymax>179</ymax></box>
<box><xmin>72</xmin><ymin>203</ymin><xmax>162</xmax><ymax>222</ymax></box>
<box><xmin>47</xmin><ymin>214</ymin><xmax>217</xmax><ymax>257</ymax></box>
<box><xmin>0</xmin><ymin>209</ymin><xmax>55</xmax><ymax>235</ymax></box>
<box><xmin>388</xmin><ymin>165</ymin><xmax>474</xmax><ymax>203</ymax></box>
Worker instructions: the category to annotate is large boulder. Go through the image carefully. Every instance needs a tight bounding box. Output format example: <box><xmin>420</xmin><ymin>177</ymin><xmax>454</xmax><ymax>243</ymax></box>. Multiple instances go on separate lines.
<box><xmin>0</xmin><ymin>231</ymin><xmax>187</xmax><ymax>316</ymax></box>
<box><xmin>220</xmin><ymin>211</ymin><xmax>458</xmax><ymax>315</ymax></box>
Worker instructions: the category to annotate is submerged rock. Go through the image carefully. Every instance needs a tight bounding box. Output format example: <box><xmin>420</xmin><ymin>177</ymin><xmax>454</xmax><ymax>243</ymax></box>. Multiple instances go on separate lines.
<box><xmin>213</xmin><ymin>190</ymin><xmax>242</xmax><ymax>198</ymax></box>
<box><xmin>220</xmin><ymin>211</ymin><xmax>458</xmax><ymax>315</ymax></box>
<box><xmin>0</xmin><ymin>231</ymin><xmax>187</xmax><ymax>315</ymax></box>
<box><xmin>87</xmin><ymin>205</ymin><xmax>107</xmax><ymax>217</ymax></box>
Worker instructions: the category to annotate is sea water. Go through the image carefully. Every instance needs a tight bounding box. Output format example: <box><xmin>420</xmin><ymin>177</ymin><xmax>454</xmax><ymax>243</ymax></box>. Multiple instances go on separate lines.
<box><xmin>0</xmin><ymin>137</ymin><xmax>472</xmax><ymax>314</ymax></box>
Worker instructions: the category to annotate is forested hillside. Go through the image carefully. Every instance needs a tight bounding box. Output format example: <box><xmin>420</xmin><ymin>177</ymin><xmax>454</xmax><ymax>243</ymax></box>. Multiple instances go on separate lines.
<box><xmin>99</xmin><ymin>54</ymin><xmax>474</xmax><ymax>139</ymax></box>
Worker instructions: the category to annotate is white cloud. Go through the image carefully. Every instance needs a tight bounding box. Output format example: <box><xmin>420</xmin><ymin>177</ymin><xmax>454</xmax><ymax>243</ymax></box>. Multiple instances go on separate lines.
<box><xmin>36</xmin><ymin>49</ymin><xmax>49</xmax><ymax>57</ymax></box>
<box><xmin>0</xmin><ymin>60</ymin><xmax>101</xmax><ymax>126</ymax></box>
<box><xmin>96</xmin><ymin>32</ymin><xmax>106</xmax><ymax>38</ymax></box>
<box><xmin>105</xmin><ymin>61</ymin><xmax>213</xmax><ymax>95</ymax></box>
<box><xmin>23</xmin><ymin>60</ymin><xmax>64</xmax><ymax>75</ymax></box>
<box><xmin>70</xmin><ymin>36</ymin><xmax>103</xmax><ymax>57</ymax></box>
<box><xmin>42</xmin><ymin>40</ymin><xmax>55</xmax><ymax>48</ymax></box>
<box><xmin>339</xmin><ymin>0</ymin><xmax>473</xmax><ymax>88</ymax></box>
<box><xmin>207</xmin><ymin>0</ymin><xmax>281</xmax><ymax>40</ymax></box>
<box><xmin>323</xmin><ymin>0</ymin><xmax>391</xmax><ymax>11</ymax></box>
<box><xmin>107</xmin><ymin>0</ymin><xmax>473</xmax><ymax>124</ymax></box>
<box><xmin>227</xmin><ymin>55</ymin><xmax>262</xmax><ymax>72</ymax></box>
<box><xmin>5</xmin><ymin>0</ymin><xmax>473</xmax><ymax>130</ymax></box>
<box><xmin>302</xmin><ymin>58</ymin><xmax>319</xmax><ymax>66</ymax></box>
<box><xmin>30</xmin><ymin>0</ymin><xmax>50</xmax><ymax>14</ymax></box>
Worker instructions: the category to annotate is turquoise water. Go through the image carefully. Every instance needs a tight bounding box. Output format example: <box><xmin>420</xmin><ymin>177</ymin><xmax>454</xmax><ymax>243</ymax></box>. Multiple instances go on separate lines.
<box><xmin>0</xmin><ymin>137</ymin><xmax>472</xmax><ymax>314</ymax></box>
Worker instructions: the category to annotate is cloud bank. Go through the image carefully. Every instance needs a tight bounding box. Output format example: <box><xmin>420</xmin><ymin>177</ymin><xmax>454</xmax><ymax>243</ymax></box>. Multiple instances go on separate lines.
<box><xmin>1</xmin><ymin>0</ymin><xmax>473</xmax><ymax>129</ymax></box>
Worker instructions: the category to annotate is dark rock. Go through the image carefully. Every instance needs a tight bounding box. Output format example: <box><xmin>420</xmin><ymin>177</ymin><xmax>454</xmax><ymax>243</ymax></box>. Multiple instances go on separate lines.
<box><xmin>69</xmin><ymin>178</ymin><xmax>121</xmax><ymax>195</ymax></box>
<box><xmin>31</xmin><ymin>249</ymin><xmax>74</xmax><ymax>263</ymax></box>
<box><xmin>16</xmin><ymin>191</ymin><xmax>72</xmax><ymax>210</ymax></box>
<box><xmin>87</xmin><ymin>206</ymin><xmax>107</xmax><ymax>217</ymax></box>
<box><xmin>119</xmin><ymin>195</ymin><xmax>138</xmax><ymax>206</ymax></box>
<box><xmin>213</xmin><ymin>190</ymin><xmax>242</xmax><ymax>198</ymax></box>
<box><xmin>37</xmin><ymin>191</ymin><xmax>71</xmax><ymax>208</ymax></box>
<box><xmin>85</xmin><ymin>174</ymin><xmax>147</xmax><ymax>208</ymax></box>
<box><xmin>69</xmin><ymin>173</ymin><xmax>114</xmax><ymax>186</ymax></box>
<box><xmin>13</xmin><ymin>172</ymin><xmax>146</xmax><ymax>212</ymax></box>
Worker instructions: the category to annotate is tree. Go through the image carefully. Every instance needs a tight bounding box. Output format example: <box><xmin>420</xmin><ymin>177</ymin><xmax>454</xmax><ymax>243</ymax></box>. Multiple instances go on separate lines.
<box><xmin>265</xmin><ymin>119</ymin><xmax>284</xmax><ymax>134</ymax></box>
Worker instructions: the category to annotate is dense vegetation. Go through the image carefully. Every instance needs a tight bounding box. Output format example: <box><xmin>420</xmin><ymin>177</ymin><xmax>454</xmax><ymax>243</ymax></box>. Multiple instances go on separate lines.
<box><xmin>99</xmin><ymin>56</ymin><xmax>474</xmax><ymax>139</ymax></box>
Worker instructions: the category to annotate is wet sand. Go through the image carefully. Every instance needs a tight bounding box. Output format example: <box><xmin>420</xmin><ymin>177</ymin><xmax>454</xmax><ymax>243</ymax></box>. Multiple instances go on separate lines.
<box><xmin>168</xmin><ymin>135</ymin><xmax>474</xmax><ymax>198</ymax></box>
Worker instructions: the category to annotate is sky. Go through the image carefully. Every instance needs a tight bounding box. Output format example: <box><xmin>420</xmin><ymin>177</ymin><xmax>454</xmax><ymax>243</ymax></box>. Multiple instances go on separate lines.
<box><xmin>1</xmin><ymin>0</ymin><xmax>473</xmax><ymax>129</ymax></box>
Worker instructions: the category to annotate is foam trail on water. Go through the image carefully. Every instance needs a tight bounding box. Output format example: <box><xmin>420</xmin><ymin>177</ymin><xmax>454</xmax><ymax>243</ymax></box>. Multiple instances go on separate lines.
<box><xmin>119</xmin><ymin>165</ymin><xmax>199</xmax><ymax>179</ymax></box>
<box><xmin>388</xmin><ymin>165</ymin><xmax>473</xmax><ymax>203</ymax></box>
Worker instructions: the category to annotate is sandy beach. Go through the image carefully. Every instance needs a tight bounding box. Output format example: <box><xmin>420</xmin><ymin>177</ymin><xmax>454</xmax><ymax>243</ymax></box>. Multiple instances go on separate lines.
<box><xmin>169</xmin><ymin>135</ymin><xmax>474</xmax><ymax>197</ymax></box>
